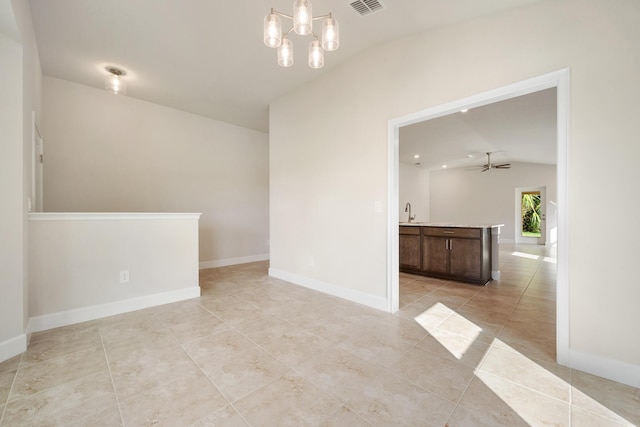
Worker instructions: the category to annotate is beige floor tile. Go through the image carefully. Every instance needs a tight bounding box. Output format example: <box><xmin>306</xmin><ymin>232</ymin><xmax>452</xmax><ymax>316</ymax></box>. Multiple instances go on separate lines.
<box><xmin>259</xmin><ymin>329</ymin><xmax>332</xmax><ymax>366</ymax></box>
<box><xmin>497</xmin><ymin>317</ymin><xmax>556</xmax><ymax>362</ymax></box>
<box><xmin>182</xmin><ymin>329</ymin><xmax>255</xmax><ymax>363</ymax></box>
<box><xmin>320</xmin><ymin>405</ymin><xmax>371</xmax><ymax>426</ymax></box>
<box><xmin>390</xmin><ymin>346</ymin><xmax>475</xmax><ymax>403</ymax></box>
<box><xmin>294</xmin><ymin>348</ymin><xmax>382</xmax><ymax>403</ymax></box>
<box><xmin>198</xmin><ymin>346</ymin><xmax>288</xmax><ymax>402</ymax></box>
<box><xmin>2</xmin><ymin>370</ymin><xmax>117</xmax><ymax>426</ymax></box>
<box><xmin>571</xmin><ymin>370</ymin><xmax>640</xmax><ymax>426</ymax></box>
<box><xmin>454</xmin><ymin>370</ymin><xmax>571</xmax><ymax>426</ymax></box>
<box><xmin>198</xmin><ymin>293</ymin><xmax>250</xmax><ymax>313</ymax></box>
<box><xmin>154</xmin><ymin>304</ymin><xmax>230</xmax><ymax>344</ymax></box>
<box><xmin>107</xmin><ymin>342</ymin><xmax>201</xmax><ymax>400</ymax></box>
<box><xmin>509</xmin><ymin>303</ymin><xmax>556</xmax><ymax>323</ymax></box>
<box><xmin>191</xmin><ymin>405</ymin><xmax>249</xmax><ymax>427</ymax></box>
<box><xmin>335</xmin><ymin>326</ymin><xmax>414</xmax><ymax>367</ymax></box>
<box><xmin>416</xmin><ymin>329</ymin><xmax>491</xmax><ymax>368</ymax></box>
<box><xmin>397</xmin><ymin>300</ymin><xmax>454</xmax><ymax>331</ymax></box>
<box><xmin>99</xmin><ymin>315</ymin><xmax>174</xmax><ymax>348</ymax></box>
<box><xmin>0</xmin><ymin>355</ymin><xmax>21</xmax><ymax>374</ymax></box>
<box><xmin>434</xmin><ymin>310</ymin><xmax>498</xmax><ymax>344</ymax></box>
<box><xmin>119</xmin><ymin>371</ymin><xmax>228</xmax><ymax>427</ymax></box>
<box><xmin>9</xmin><ymin>346</ymin><xmax>107</xmax><ymax>401</ymax></box>
<box><xmin>478</xmin><ymin>344</ymin><xmax>571</xmax><ymax>401</ymax></box>
<box><xmin>234</xmin><ymin>315</ymin><xmax>299</xmax><ymax>345</ymax></box>
<box><xmin>346</xmin><ymin>371</ymin><xmax>456</xmax><ymax>426</ymax></box>
<box><xmin>445</xmin><ymin>401</ymin><xmax>531</xmax><ymax>426</ymax></box>
<box><xmin>22</xmin><ymin>327</ymin><xmax>102</xmax><ymax>364</ymax></box>
<box><xmin>68</xmin><ymin>405</ymin><xmax>123</xmax><ymax>427</ymax></box>
<box><xmin>211</xmin><ymin>302</ymin><xmax>272</xmax><ymax>330</ymax></box>
<box><xmin>0</xmin><ymin>367</ymin><xmax>17</xmax><ymax>409</ymax></box>
<box><xmin>462</xmin><ymin>293</ymin><xmax>520</xmax><ymax>315</ymax></box>
<box><xmin>571</xmin><ymin>406</ymin><xmax>635</xmax><ymax>427</ymax></box>
<box><xmin>234</xmin><ymin>372</ymin><xmax>342</xmax><ymax>426</ymax></box>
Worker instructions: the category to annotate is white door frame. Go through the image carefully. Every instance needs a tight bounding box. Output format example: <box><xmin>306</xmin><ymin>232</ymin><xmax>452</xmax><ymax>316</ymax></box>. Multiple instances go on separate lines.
<box><xmin>387</xmin><ymin>69</ymin><xmax>570</xmax><ymax>366</ymax></box>
<box><xmin>516</xmin><ymin>186</ymin><xmax>547</xmax><ymax>245</ymax></box>
<box><xmin>31</xmin><ymin>111</ymin><xmax>44</xmax><ymax>212</ymax></box>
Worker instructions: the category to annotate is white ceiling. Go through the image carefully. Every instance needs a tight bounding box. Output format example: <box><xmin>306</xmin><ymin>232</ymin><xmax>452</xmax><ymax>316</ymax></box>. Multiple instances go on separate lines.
<box><xmin>400</xmin><ymin>88</ymin><xmax>557</xmax><ymax>170</ymax></box>
<box><xmin>28</xmin><ymin>0</ymin><xmax>544</xmax><ymax>133</ymax></box>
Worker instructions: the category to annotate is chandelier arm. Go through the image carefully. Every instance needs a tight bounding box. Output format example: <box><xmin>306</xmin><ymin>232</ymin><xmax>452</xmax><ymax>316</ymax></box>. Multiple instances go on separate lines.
<box><xmin>271</xmin><ymin>10</ymin><xmax>294</xmax><ymax>20</ymax></box>
<box><xmin>311</xmin><ymin>14</ymin><xmax>332</xmax><ymax>21</ymax></box>
<box><xmin>270</xmin><ymin>9</ymin><xmax>331</xmax><ymax>21</ymax></box>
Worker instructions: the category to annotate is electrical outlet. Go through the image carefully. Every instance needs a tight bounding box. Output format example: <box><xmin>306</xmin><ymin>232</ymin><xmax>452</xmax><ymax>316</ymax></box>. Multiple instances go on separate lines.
<box><xmin>119</xmin><ymin>270</ymin><xmax>130</xmax><ymax>284</ymax></box>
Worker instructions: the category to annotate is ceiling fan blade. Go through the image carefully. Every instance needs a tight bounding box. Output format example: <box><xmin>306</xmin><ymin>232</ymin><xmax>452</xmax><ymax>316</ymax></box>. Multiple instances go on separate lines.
<box><xmin>495</xmin><ymin>164</ymin><xmax>511</xmax><ymax>168</ymax></box>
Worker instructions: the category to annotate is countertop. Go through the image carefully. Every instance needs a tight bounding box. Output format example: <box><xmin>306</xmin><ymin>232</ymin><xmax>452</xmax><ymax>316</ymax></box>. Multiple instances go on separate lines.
<box><xmin>399</xmin><ymin>222</ymin><xmax>503</xmax><ymax>229</ymax></box>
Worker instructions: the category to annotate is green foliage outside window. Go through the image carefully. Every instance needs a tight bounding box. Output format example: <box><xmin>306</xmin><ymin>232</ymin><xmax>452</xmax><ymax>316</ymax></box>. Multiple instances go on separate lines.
<box><xmin>522</xmin><ymin>193</ymin><xmax>541</xmax><ymax>234</ymax></box>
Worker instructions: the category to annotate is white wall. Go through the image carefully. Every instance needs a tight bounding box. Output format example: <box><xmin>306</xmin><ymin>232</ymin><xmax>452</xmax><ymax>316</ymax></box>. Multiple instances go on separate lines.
<box><xmin>0</xmin><ymin>25</ymin><xmax>25</xmax><ymax>361</ymax></box>
<box><xmin>42</xmin><ymin>77</ymin><xmax>269</xmax><ymax>267</ymax></box>
<box><xmin>0</xmin><ymin>0</ymin><xmax>42</xmax><ymax>363</ymax></box>
<box><xmin>429</xmin><ymin>162</ymin><xmax>556</xmax><ymax>241</ymax></box>
<box><xmin>28</xmin><ymin>213</ymin><xmax>200</xmax><ymax>332</ymax></box>
<box><xmin>399</xmin><ymin>163</ymin><xmax>429</xmax><ymax>223</ymax></box>
<box><xmin>270</xmin><ymin>0</ymin><xmax>640</xmax><ymax>384</ymax></box>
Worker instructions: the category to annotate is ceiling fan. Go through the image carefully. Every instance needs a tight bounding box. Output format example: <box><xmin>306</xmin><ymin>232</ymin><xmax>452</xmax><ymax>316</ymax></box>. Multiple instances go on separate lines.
<box><xmin>475</xmin><ymin>152</ymin><xmax>511</xmax><ymax>172</ymax></box>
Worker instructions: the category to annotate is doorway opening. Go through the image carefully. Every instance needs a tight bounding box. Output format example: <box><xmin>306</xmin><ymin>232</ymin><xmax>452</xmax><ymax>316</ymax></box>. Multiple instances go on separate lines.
<box><xmin>387</xmin><ymin>69</ymin><xmax>569</xmax><ymax>365</ymax></box>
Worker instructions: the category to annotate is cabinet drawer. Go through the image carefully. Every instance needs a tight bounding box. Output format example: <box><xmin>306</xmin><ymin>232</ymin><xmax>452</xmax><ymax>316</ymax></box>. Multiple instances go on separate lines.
<box><xmin>422</xmin><ymin>227</ymin><xmax>481</xmax><ymax>239</ymax></box>
<box><xmin>399</xmin><ymin>226</ymin><xmax>421</xmax><ymax>235</ymax></box>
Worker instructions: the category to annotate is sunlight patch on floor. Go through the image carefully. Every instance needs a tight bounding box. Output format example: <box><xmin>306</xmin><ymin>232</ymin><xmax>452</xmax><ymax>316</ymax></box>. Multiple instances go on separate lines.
<box><xmin>415</xmin><ymin>302</ymin><xmax>481</xmax><ymax>360</ymax></box>
<box><xmin>511</xmin><ymin>251</ymin><xmax>540</xmax><ymax>260</ymax></box>
<box><xmin>415</xmin><ymin>303</ymin><xmax>635</xmax><ymax>426</ymax></box>
<box><xmin>543</xmin><ymin>256</ymin><xmax>557</xmax><ymax>264</ymax></box>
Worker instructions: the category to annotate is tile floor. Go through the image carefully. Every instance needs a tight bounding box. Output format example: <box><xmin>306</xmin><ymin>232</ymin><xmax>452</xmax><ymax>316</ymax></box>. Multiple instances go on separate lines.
<box><xmin>1</xmin><ymin>244</ymin><xmax>639</xmax><ymax>426</ymax></box>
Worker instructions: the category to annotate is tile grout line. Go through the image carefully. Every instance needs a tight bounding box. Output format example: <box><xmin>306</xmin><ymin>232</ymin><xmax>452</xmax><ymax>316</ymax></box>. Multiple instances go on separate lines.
<box><xmin>0</xmin><ymin>353</ymin><xmax>24</xmax><ymax>427</ymax></box>
<box><xmin>98</xmin><ymin>328</ymin><xmax>126</xmax><ymax>427</ymax></box>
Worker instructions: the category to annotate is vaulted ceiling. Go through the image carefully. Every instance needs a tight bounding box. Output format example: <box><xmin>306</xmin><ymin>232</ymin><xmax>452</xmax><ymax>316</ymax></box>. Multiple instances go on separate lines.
<box><xmin>28</xmin><ymin>0</ymin><xmax>544</xmax><ymax>133</ymax></box>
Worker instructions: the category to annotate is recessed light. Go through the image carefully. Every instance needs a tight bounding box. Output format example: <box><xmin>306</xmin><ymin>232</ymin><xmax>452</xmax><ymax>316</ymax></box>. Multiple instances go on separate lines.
<box><xmin>460</xmin><ymin>108</ymin><xmax>468</xmax><ymax>113</ymax></box>
<box><xmin>442</xmin><ymin>165</ymin><xmax>447</xmax><ymax>168</ymax></box>
<box><xmin>414</xmin><ymin>154</ymin><xmax>420</xmax><ymax>159</ymax></box>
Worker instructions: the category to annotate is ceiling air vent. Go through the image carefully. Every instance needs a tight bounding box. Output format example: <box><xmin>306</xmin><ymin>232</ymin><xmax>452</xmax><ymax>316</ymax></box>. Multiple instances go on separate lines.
<box><xmin>350</xmin><ymin>0</ymin><xmax>384</xmax><ymax>16</ymax></box>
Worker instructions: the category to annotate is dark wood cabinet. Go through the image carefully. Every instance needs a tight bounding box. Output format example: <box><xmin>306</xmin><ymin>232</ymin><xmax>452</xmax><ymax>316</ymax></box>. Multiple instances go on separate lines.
<box><xmin>400</xmin><ymin>225</ymin><xmax>492</xmax><ymax>285</ymax></box>
<box><xmin>399</xmin><ymin>226</ymin><xmax>421</xmax><ymax>270</ymax></box>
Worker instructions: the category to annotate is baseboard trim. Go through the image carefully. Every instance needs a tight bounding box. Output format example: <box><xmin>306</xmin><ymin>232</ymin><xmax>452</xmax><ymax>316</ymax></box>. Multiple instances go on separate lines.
<box><xmin>27</xmin><ymin>286</ymin><xmax>201</xmax><ymax>334</ymax></box>
<box><xmin>569</xmin><ymin>349</ymin><xmax>640</xmax><ymax>388</ymax></box>
<box><xmin>268</xmin><ymin>268</ymin><xmax>388</xmax><ymax>312</ymax></box>
<box><xmin>0</xmin><ymin>333</ymin><xmax>27</xmax><ymax>364</ymax></box>
<box><xmin>200</xmin><ymin>254</ymin><xmax>269</xmax><ymax>270</ymax></box>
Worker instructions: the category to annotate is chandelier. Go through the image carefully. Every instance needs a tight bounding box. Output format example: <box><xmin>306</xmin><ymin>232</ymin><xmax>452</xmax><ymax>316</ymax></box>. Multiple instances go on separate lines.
<box><xmin>263</xmin><ymin>0</ymin><xmax>339</xmax><ymax>69</ymax></box>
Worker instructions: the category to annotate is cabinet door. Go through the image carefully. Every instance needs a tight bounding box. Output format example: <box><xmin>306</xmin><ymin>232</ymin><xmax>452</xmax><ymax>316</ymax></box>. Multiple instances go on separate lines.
<box><xmin>422</xmin><ymin>236</ymin><xmax>448</xmax><ymax>274</ymax></box>
<box><xmin>399</xmin><ymin>234</ymin><xmax>421</xmax><ymax>270</ymax></box>
<box><xmin>449</xmin><ymin>238</ymin><xmax>482</xmax><ymax>279</ymax></box>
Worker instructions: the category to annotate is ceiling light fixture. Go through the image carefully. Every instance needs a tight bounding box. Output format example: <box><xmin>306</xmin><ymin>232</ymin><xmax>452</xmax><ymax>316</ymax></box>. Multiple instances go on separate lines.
<box><xmin>264</xmin><ymin>0</ymin><xmax>339</xmax><ymax>69</ymax></box>
<box><xmin>105</xmin><ymin>67</ymin><xmax>127</xmax><ymax>95</ymax></box>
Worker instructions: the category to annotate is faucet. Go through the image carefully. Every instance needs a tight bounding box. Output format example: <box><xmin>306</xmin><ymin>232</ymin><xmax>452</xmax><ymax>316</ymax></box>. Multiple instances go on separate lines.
<box><xmin>404</xmin><ymin>202</ymin><xmax>416</xmax><ymax>223</ymax></box>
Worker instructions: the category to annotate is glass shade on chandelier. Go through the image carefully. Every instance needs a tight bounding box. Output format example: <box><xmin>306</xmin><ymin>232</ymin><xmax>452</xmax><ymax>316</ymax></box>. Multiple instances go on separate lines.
<box><xmin>293</xmin><ymin>0</ymin><xmax>312</xmax><ymax>35</ymax></box>
<box><xmin>278</xmin><ymin>37</ymin><xmax>294</xmax><ymax>67</ymax></box>
<box><xmin>263</xmin><ymin>11</ymin><xmax>282</xmax><ymax>48</ymax></box>
<box><xmin>321</xmin><ymin>16</ymin><xmax>338</xmax><ymax>51</ymax></box>
<box><xmin>308</xmin><ymin>39</ymin><xmax>324</xmax><ymax>69</ymax></box>
<box><xmin>263</xmin><ymin>0</ymin><xmax>339</xmax><ymax>69</ymax></box>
